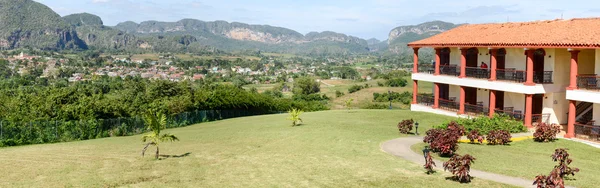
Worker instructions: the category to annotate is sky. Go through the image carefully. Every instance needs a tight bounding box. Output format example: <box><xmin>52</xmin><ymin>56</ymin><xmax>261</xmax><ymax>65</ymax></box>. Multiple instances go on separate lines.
<box><xmin>35</xmin><ymin>0</ymin><xmax>600</xmax><ymax>40</ymax></box>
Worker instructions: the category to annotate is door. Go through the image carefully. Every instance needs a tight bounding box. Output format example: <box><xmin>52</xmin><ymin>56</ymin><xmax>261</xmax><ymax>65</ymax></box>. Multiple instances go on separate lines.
<box><xmin>533</xmin><ymin>49</ymin><xmax>545</xmax><ymax>82</ymax></box>
<box><xmin>466</xmin><ymin>48</ymin><xmax>478</xmax><ymax>67</ymax></box>
<box><xmin>439</xmin><ymin>84</ymin><xmax>450</xmax><ymax>100</ymax></box>
<box><xmin>495</xmin><ymin>91</ymin><xmax>505</xmax><ymax>110</ymax></box>
<box><xmin>532</xmin><ymin>94</ymin><xmax>544</xmax><ymax>115</ymax></box>
<box><xmin>464</xmin><ymin>87</ymin><xmax>477</xmax><ymax>105</ymax></box>
<box><xmin>497</xmin><ymin>49</ymin><xmax>506</xmax><ymax>69</ymax></box>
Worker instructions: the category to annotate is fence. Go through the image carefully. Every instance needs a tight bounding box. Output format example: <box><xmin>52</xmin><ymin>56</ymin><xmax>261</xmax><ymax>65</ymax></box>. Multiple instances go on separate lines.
<box><xmin>0</xmin><ymin>109</ymin><xmax>275</xmax><ymax>147</ymax></box>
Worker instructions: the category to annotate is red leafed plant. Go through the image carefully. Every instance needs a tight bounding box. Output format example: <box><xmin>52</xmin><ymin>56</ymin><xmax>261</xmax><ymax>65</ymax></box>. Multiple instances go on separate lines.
<box><xmin>443</xmin><ymin>154</ymin><xmax>476</xmax><ymax>183</ymax></box>
<box><xmin>424</xmin><ymin>152</ymin><xmax>436</xmax><ymax>174</ymax></box>
<box><xmin>532</xmin><ymin>148</ymin><xmax>579</xmax><ymax>188</ymax></box>
<box><xmin>423</xmin><ymin>122</ymin><xmax>464</xmax><ymax>156</ymax></box>
<box><xmin>486</xmin><ymin>130</ymin><xmax>512</xmax><ymax>145</ymax></box>
<box><xmin>397</xmin><ymin>119</ymin><xmax>414</xmax><ymax>134</ymax></box>
<box><xmin>533</xmin><ymin>123</ymin><xmax>561</xmax><ymax>142</ymax></box>
<box><xmin>466</xmin><ymin>130</ymin><xmax>483</xmax><ymax>144</ymax></box>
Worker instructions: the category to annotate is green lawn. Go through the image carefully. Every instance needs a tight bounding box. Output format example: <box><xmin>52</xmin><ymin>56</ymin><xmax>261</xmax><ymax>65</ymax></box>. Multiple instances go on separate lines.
<box><xmin>0</xmin><ymin>110</ymin><xmax>513</xmax><ymax>187</ymax></box>
<box><xmin>413</xmin><ymin>139</ymin><xmax>600</xmax><ymax>188</ymax></box>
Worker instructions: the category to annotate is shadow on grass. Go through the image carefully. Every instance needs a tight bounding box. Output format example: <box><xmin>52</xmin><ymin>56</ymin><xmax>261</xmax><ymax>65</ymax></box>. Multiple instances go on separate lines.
<box><xmin>159</xmin><ymin>152</ymin><xmax>191</xmax><ymax>160</ymax></box>
<box><xmin>444</xmin><ymin>176</ymin><xmax>476</xmax><ymax>184</ymax></box>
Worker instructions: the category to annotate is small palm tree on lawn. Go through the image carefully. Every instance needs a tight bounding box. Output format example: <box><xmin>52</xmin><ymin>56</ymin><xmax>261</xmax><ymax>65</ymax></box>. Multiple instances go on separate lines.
<box><xmin>141</xmin><ymin>111</ymin><xmax>179</xmax><ymax>159</ymax></box>
<box><xmin>345</xmin><ymin>98</ymin><xmax>354</xmax><ymax>110</ymax></box>
<box><xmin>287</xmin><ymin>108</ymin><xmax>303</xmax><ymax>126</ymax></box>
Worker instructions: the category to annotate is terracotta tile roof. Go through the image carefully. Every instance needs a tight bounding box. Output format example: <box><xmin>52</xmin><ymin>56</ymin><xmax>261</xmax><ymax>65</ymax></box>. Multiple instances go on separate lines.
<box><xmin>408</xmin><ymin>18</ymin><xmax>600</xmax><ymax>48</ymax></box>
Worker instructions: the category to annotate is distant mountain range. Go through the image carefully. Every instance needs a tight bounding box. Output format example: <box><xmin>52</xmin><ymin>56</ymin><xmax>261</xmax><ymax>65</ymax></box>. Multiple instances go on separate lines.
<box><xmin>0</xmin><ymin>0</ymin><xmax>459</xmax><ymax>55</ymax></box>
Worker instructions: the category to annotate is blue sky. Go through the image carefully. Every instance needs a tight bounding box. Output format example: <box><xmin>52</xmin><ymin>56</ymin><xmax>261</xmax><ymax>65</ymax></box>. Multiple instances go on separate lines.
<box><xmin>35</xmin><ymin>0</ymin><xmax>600</xmax><ymax>40</ymax></box>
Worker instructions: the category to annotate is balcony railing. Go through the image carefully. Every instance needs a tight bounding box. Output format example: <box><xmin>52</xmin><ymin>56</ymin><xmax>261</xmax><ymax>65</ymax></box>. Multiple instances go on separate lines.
<box><xmin>496</xmin><ymin>69</ymin><xmax>525</xmax><ymax>83</ymax></box>
<box><xmin>533</xmin><ymin>71</ymin><xmax>553</xmax><ymax>84</ymax></box>
<box><xmin>440</xmin><ymin>65</ymin><xmax>460</xmax><ymax>76</ymax></box>
<box><xmin>577</xmin><ymin>75</ymin><xmax>600</xmax><ymax>90</ymax></box>
<box><xmin>496</xmin><ymin>69</ymin><xmax>553</xmax><ymax>84</ymax></box>
<box><xmin>439</xmin><ymin>98</ymin><xmax>460</xmax><ymax>112</ymax></box>
<box><xmin>575</xmin><ymin>123</ymin><xmax>600</xmax><ymax>141</ymax></box>
<box><xmin>417</xmin><ymin>94</ymin><xmax>434</xmax><ymax>106</ymax></box>
<box><xmin>465</xmin><ymin>67</ymin><xmax>490</xmax><ymax>79</ymax></box>
<box><xmin>464</xmin><ymin>103</ymin><xmax>489</xmax><ymax>116</ymax></box>
<box><xmin>532</xmin><ymin>114</ymin><xmax>551</xmax><ymax>124</ymax></box>
<box><xmin>494</xmin><ymin>108</ymin><xmax>524</xmax><ymax>121</ymax></box>
<box><xmin>417</xmin><ymin>64</ymin><xmax>434</xmax><ymax>74</ymax></box>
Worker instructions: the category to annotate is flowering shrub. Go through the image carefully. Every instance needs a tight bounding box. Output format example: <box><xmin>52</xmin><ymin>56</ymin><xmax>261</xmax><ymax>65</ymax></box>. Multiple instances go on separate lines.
<box><xmin>533</xmin><ymin>148</ymin><xmax>579</xmax><ymax>188</ymax></box>
<box><xmin>443</xmin><ymin>154</ymin><xmax>476</xmax><ymax>183</ymax></box>
<box><xmin>533</xmin><ymin>123</ymin><xmax>561</xmax><ymax>142</ymax></box>
<box><xmin>466</xmin><ymin>130</ymin><xmax>483</xmax><ymax>144</ymax></box>
<box><xmin>486</xmin><ymin>130</ymin><xmax>512</xmax><ymax>145</ymax></box>
<box><xmin>424</xmin><ymin>122</ymin><xmax>464</xmax><ymax>156</ymax></box>
<box><xmin>397</xmin><ymin>119</ymin><xmax>414</xmax><ymax>134</ymax></box>
<box><xmin>424</xmin><ymin>152</ymin><xmax>436</xmax><ymax>174</ymax></box>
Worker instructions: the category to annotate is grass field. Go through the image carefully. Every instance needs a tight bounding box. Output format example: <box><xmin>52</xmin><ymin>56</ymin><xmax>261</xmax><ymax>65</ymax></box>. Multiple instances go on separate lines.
<box><xmin>0</xmin><ymin>110</ymin><xmax>513</xmax><ymax>187</ymax></box>
<box><xmin>412</xmin><ymin>139</ymin><xmax>600</xmax><ymax>188</ymax></box>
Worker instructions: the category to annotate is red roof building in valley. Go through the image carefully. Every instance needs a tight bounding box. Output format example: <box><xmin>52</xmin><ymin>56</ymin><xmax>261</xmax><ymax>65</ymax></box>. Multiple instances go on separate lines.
<box><xmin>408</xmin><ymin>18</ymin><xmax>600</xmax><ymax>141</ymax></box>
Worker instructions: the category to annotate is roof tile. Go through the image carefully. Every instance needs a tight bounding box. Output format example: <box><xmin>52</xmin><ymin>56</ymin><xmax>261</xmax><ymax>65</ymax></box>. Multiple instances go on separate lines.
<box><xmin>408</xmin><ymin>18</ymin><xmax>600</xmax><ymax>48</ymax></box>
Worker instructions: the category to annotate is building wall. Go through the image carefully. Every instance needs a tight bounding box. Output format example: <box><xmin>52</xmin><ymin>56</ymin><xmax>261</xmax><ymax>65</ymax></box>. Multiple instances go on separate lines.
<box><xmin>596</xmin><ymin>49</ymin><xmax>600</xmax><ymax>74</ymax></box>
<box><xmin>504</xmin><ymin>48</ymin><xmax>526</xmax><ymax>70</ymax></box>
<box><xmin>477</xmin><ymin>88</ymin><xmax>490</xmax><ymax>107</ymax></box>
<box><xmin>504</xmin><ymin>92</ymin><xmax>525</xmax><ymax>112</ymax></box>
<box><xmin>449</xmin><ymin>47</ymin><xmax>461</xmax><ymax>66</ymax></box>
<box><xmin>554</xmin><ymin>49</ymin><xmax>571</xmax><ymax>87</ymax></box>
<box><xmin>449</xmin><ymin>84</ymin><xmax>460</xmax><ymax>100</ymax></box>
<box><xmin>578</xmin><ymin>49</ymin><xmax>595</xmax><ymax>75</ymax></box>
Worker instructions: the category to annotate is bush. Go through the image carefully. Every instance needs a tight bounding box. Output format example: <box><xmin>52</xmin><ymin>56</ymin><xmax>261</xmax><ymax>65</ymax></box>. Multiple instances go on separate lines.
<box><xmin>443</xmin><ymin>154</ymin><xmax>476</xmax><ymax>183</ymax></box>
<box><xmin>335</xmin><ymin>90</ymin><xmax>344</xmax><ymax>98</ymax></box>
<box><xmin>424</xmin><ymin>150</ymin><xmax>436</xmax><ymax>174</ymax></box>
<box><xmin>385</xmin><ymin>78</ymin><xmax>408</xmax><ymax>87</ymax></box>
<box><xmin>377</xmin><ymin>81</ymin><xmax>384</xmax><ymax>87</ymax></box>
<box><xmin>424</xmin><ymin>122</ymin><xmax>464</xmax><ymax>156</ymax></box>
<box><xmin>397</xmin><ymin>119</ymin><xmax>414</xmax><ymax>134</ymax></box>
<box><xmin>436</xmin><ymin>114</ymin><xmax>526</xmax><ymax>135</ymax></box>
<box><xmin>360</xmin><ymin>103</ymin><xmax>388</xmax><ymax>109</ymax></box>
<box><xmin>486</xmin><ymin>130</ymin><xmax>512</xmax><ymax>145</ymax></box>
<box><xmin>373</xmin><ymin>91</ymin><xmax>412</xmax><ymax>104</ymax></box>
<box><xmin>533</xmin><ymin>148</ymin><xmax>579</xmax><ymax>187</ymax></box>
<box><xmin>533</xmin><ymin>123</ymin><xmax>561</xmax><ymax>142</ymax></box>
<box><xmin>466</xmin><ymin>130</ymin><xmax>483</xmax><ymax>144</ymax></box>
<box><xmin>348</xmin><ymin>85</ymin><xmax>364</xmax><ymax>93</ymax></box>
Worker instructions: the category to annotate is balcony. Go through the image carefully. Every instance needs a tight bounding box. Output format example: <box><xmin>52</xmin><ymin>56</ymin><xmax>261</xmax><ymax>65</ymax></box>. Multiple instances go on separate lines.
<box><xmin>440</xmin><ymin>65</ymin><xmax>460</xmax><ymax>76</ymax></box>
<box><xmin>575</xmin><ymin>123</ymin><xmax>600</xmax><ymax>141</ymax></box>
<box><xmin>577</xmin><ymin>75</ymin><xmax>600</xmax><ymax>90</ymax></box>
<box><xmin>416</xmin><ymin>64</ymin><xmax>553</xmax><ymax>84</ymax></box>
<box><xmin>465</xmin><ymin>67</ymin><xmax>489</xmax><ymax>79</ymax></box>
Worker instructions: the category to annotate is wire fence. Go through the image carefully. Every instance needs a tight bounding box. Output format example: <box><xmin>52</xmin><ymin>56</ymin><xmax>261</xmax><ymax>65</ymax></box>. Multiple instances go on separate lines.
<box><xmin>0</xmin><ymin>109</ymin><xmax>275</xmax><ymax>147</ymax></box>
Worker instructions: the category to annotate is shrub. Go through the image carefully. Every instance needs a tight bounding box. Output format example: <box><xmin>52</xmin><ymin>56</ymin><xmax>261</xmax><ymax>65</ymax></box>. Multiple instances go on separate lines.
<box><xmin>287</xmin><ymin>109</ymin><xmax>303</xmax><ymax>127</ymax></box>
<box><xmin>348</xmin><ymin>85</ymin><xmax>364</xmax><ymax>93</ymax></box>
<box><xmin>377</xmin><ymin>81</ymin><xmax>384</xmax><ymax>87</ymax></box>
<box><xmin>443</xmin><ymin>154</ymin><xmax>476</xmax><ymax>183</ymax></box>
<box><xmin>533</xmin><ymin>148</ymin><xmax>579</xmax><ymax>188</ymax></box>
<box><xmin>385</xmin><ymin>78</ymin><xmax>408</xmax><ymax>87</ymax></box>
<box><xmin>424</xmin><ymin>150</ymin><xmax>436</xmax><ymax>174</ymax></box>
<box><xmin>335</xmin><ymin>90</ymin><xmax>344</xmax><ymax>98</ymax></box>
<box><xmin>360</xmin><ymin>103</ymin><xmax>388</xmax><ymax>109</ymax></box>
<box><xmin>466</xmin><ymin>130</ymin><xmax>483</xmax><ymax>144</ymax></box>
<box><xmin>533</xmin><ymin>123</ymin><xmax>561</xmax><ymax>142</ymax></box>
<box><xmin>436</xmin><ymin>114</ymin><xmax>526</xmax><ymax>135</ymax></box>
<box><xmin>424</xmin><ymin>122</ymin><xmax>464</xmax><ymax>156</ymax></box>
<box><xmin>486</xmin><ymin>130</ymin><xmax>512</xmax><ymax>145</ymax></box>
<box><xmin>397</xmin><ymin>119</ymin><xmax>414</xmax><ymax>134</ymax></box>
<box><xmin>372</xmin><ymin>91</ymin><xmax>412</xmax><ymax>104</ymax></box>
<box><xmin>345</xmin><ymin>98</ymin><xmax>354</xmax><ymax>110</ymax></box>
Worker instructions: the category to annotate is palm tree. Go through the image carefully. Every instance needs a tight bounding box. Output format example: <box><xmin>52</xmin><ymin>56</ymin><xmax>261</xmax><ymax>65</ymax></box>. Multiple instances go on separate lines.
<box><xmin>141</xmin><ymin>111</ymin><xmax>179</xmax><ymax>159</ymax></box>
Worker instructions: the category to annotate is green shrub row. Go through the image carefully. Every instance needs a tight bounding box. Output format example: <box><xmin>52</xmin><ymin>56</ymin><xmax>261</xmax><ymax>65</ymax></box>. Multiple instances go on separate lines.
<box><xmin>435</xmin><ymin>114</ymin><xmax>526</xmax><ymax>135</ymax></box>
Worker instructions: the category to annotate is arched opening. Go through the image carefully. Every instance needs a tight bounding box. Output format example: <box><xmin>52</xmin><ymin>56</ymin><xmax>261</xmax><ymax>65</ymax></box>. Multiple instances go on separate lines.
<box><xmin>466</xmin><ymin>48</ymin><xmax>479</xmax><ymax>67</ymax></box>
<box><xmin>533</xmin><ymin>49</ymin><xmax>545</xmax><ymax>83</ymax></box>
<box><xmin>440</xmin><ymin>48</ymin><xmax>451</xmax><ymax>66</ymax></box>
